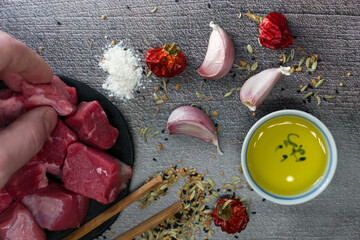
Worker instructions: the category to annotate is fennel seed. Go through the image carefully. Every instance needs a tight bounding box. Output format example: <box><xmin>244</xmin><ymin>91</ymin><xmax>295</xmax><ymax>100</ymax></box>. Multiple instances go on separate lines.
<box><xmin>282</xmin><ymin>52</ymin><xmax>286</xmax><ymax>64</ymax></box>
<box><xmin>247</xmin><ymin>44</ymin><xmax>253</xmax><ymax>54</ymax></box>
<box><xmin>290</xmin><ymin>48</ymin><xmax>295</xmax><ymax>60</ymax></box>
<box><xmin>251</xmin><ymin>62</ymin><xmax>258</xmax><ymax>71</ymax></box>
<box><xmin>315</xmin><ymin>79</ymin><xmax>324</xmax><ymax>88</ymax></box>
<box><xmin>196</xmin><ymin>92</ymin><xmax>204</xmax><ymax>99</ymax></box>
<box><xmin>300</xmin><ymin>84</ymin><xmax>308</xmax><ymax>92</ymax></box>
<box><xmin>246</xmin><ymin>64</ymin><xmax>251</xmax><ymax>73</ymax></box>
<box><xmin>232</xmin><ymin>175</ymin><xmax>242</xmax><ymax>181</ymax></box>
<box><xmin>153</xmin><ymin>92</ymin><xmax>160</xmax><ymax>100</ymax></box>
<box><xmin>286</xmin><ymin>55</ymin><xmax>291</xmax><ymax>63</ymax></box>
<box><xmin>154</xmin><ymin>107</ymin><xmax>159</xmax><ymax>118</ymax></box>
<box><xmin>146</xmin><ymin>70</ymin><xmax>152</xmax><ymax>78</ymax></box>
<box><xmin>325</xmin><ymin>95</ymin><xmax>336</xmax><ymax>99</ymax></box>
<box><xmin>150</xmin><ymin>131</ymin><xmax>159</xmax><ymax>138</ymax></box>
<box><xmin>151</xmin><ymin>6</ymin><xmax>157</xmax><ymax>13</ymax></box>
<box><xmin>298</xmin><ymin>56</ymin><xmax>306</xmax><ymax>67</ymax></box>
<box><xmin>240</xmin><ymin>197</ymin><xmax>247</xmax><ymax>202</ymax></box>
<box><xmin>311</xmin><ymin>60</ymin><xmax>318</xmax><ymax>70</ymax></box>
<box><xmin>143</xmin><ymin>134</ymin><xmax>148</xmax><ymax>143</ymax></box>
<box><xmin>316</xmin><ymin>96</ymin><xmax>321</xmax><ymax>105</ymax></box>
<box><xmin>207</xmin><ymin>177</ymin><xmax>216</xmax><ymax>187</ymax></box>
<box><xmin>156</xmin><ymin>99</ymin><xmax>164</xmax><ymax>104</ymax></box>
<box><xmin>224</xmin><ymin>91</ymin><xmax>233</xmax><ymax>97</ymax></box>
<box><xmin>305</xmin><ymin>57</ymin><xmax>311</xmax><ymax>69</ymax></box>
<box><xmin>144</xmin><ymin>127</ymin><xmax>150</xmax><ymax>134</ymax></box>
<box><xmin>234</xmin><ymin>64</ymin><xmax>246</xmax><ymax>70</ymax></box>
<box><xmin>162</xmin><ymin>78</ymin><xmax>167</xmax><ymax>91</ymax></box>
<box><xmin>302</xmin><ymin>91</ymin><xmax>313</xmax><ymax>99</ymax></box>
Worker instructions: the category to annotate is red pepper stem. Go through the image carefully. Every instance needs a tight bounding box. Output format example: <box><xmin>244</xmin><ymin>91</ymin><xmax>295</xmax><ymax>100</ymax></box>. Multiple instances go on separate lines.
<box><xmin>164</xmin><ymin>43</ymin><xmax>180</xmax><ymax>56</ymax></box>
<box><xmin>246</xmin><ymin>11</ymin><xmax>264</xmax><ymax>24</ymax></box>
<box><xmin>169</xmin><ymin>43</ymin><xmax>176</xmax><ymax>53</ymax></box>
<box><xmin>217</xmin><ymin>203</ymin><xmax>232</xmax><ymax>221</ymax></box>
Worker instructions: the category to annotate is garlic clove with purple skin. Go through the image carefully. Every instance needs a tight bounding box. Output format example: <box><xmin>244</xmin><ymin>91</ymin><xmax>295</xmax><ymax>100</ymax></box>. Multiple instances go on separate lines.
<box><xmin>240</xmin><ymin>66</ymin><xmax>291</xmax><ymax>111</ymax></box>
<box><xmin>196</xmin><ymin>21</ymin><xmax>235</xmax><ymax>80</ymax></box>
<box><xmin>167</xmin><ymin>106</ymin><xmax>223</xmax><ymax>155</ymax></box>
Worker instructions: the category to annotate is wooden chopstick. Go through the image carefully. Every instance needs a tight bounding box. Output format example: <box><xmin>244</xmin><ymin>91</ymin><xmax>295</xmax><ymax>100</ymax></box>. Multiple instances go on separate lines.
<box><xmin>62</xmin><ymin>176</ymin><xmax>163</xmax><ymax>240</ymax></box>
<box><xmin>115</xmin><ymin>201</ymin><xmax>184</xmax><ymax>240</ymax></box>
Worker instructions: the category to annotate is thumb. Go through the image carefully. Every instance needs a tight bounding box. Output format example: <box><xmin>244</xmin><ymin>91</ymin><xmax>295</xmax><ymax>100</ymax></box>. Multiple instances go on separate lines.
<box><xmin>0</xmin><ymin>107</ymin><xmax>57</xmax><ymax>188</ymax></box>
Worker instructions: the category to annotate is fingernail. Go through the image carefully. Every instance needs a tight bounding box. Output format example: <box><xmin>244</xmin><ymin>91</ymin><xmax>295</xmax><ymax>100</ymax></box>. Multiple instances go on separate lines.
<box><xmin>43</xmin><ymin>108</ymin><xmax>57</xmax><ymax>133</ymax></box>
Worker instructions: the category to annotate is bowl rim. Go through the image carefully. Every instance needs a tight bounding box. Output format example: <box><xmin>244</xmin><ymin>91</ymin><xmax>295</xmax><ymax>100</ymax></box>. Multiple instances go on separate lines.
<box><xmin>241</xmin><ymin>109</ymin><xmax>337</xmax><ymax>205</ymax></box>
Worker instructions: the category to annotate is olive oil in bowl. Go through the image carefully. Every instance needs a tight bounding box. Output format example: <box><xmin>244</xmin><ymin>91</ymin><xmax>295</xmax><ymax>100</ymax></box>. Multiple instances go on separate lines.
<box><xmin>246</xmin><ymin>115</ymin><xmax>328</xmax><ymax>197</ymax></box>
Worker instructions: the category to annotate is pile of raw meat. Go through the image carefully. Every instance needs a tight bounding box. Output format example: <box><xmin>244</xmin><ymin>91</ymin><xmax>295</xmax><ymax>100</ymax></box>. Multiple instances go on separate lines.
<box><xmin>0</xmin><ymin>76</ymin><xmax>132</xmax><ymax>239</ymax></box>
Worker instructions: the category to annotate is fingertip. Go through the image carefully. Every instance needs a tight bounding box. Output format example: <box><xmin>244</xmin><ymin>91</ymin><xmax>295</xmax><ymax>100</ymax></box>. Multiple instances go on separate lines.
<box><xmin>42</xmin><ymin>107</ymin><xmax>58</xmax><ymax>133</ymax></box>
<box><xmin>23</xmin><ymin>52</ymin><xmax>53</xmax><ymax>84</ymax></box>
<box><xmin>0</xmin><ymin>106</ymin><xmax>58</xmax><ymax>186</ymax></box>
<box><xmin>0</xmin><ymin>72</ymin><xmax>24</xmax><ymax>92</ymax></box>
<box><xmin>0</xmin><ymin>31</ymin><xmax>54</xmax><ymax>85</ymax></box>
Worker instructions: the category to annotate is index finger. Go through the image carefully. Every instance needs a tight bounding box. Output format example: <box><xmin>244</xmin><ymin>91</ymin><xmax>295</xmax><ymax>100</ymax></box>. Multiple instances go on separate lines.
<box><xmin>0</xmin><ymin>31</ymin><xmax>53</xmax><ymax>85</ymax></box>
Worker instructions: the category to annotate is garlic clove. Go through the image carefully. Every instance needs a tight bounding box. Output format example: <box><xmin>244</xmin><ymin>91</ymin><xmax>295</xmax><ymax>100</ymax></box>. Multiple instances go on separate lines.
<box><xmin>240</xmin><ymin>66</ymin><xmax>290</xmax><ymax>111</ymax></box>
<box><xmin>196</xmin><ymin>21</ymin><xmax>235</xmax><ymax>80</ymax></box>
<box><xmin>167</xmin><ymin>106</ymin><xmax>223</xmax><ymax>155</ymax></box>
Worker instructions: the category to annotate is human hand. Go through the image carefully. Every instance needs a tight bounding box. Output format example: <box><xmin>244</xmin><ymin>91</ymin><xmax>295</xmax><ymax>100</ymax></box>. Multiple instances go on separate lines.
<box><xmin>0</xmin><ymin>31</ymin><xmax>57</xmax><ymax>188</ymax></box>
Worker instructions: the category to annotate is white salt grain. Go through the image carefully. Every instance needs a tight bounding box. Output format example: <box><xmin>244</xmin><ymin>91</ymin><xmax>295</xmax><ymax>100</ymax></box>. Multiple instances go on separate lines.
<box><xmin>99</xmin><ymin>43</ymin><xmax>142</xmax><ymax>100</ymax></box>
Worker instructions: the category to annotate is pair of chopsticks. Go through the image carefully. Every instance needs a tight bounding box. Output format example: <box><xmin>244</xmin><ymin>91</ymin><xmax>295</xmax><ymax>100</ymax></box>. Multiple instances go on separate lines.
<box><xmin>62</xmin><ymin>176</ymin><xmax>183</xmax><ymax>240</ymax></box>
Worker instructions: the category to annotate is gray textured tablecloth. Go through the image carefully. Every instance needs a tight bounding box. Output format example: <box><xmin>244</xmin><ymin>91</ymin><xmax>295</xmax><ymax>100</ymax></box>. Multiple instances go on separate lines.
<box><xmin>1</xmin><ymin>0</ymin><xmax>359</xmax><ymax>239</ymax></box>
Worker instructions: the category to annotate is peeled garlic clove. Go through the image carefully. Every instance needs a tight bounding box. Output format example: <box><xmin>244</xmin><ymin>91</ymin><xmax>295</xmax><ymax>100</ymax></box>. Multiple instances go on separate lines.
<box><xmin>167</xmin><ymin>106</ymin><xmax>223</xmax><ymax>155</ymax></box>
<box><xmin>240</xmin><ymin>66</ymin><xmax>291</xmax><ymax>111</ymax></box>
<box><xmin>196</xmin><ymin>21</ymin><xmax>235</xmax><ymax>80</ymax></box>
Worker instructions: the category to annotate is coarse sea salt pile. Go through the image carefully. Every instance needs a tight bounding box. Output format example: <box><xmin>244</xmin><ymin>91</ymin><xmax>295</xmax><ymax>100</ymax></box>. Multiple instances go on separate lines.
<box><xmin>99</xmin><ymin>43</ymin><xmax>142</xmax><ymax>100</ymax></box>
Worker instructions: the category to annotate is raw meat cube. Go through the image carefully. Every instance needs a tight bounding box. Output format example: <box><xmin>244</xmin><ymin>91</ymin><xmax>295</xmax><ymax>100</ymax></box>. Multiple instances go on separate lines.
<box><xmin>65</xmin><ymin>86</ymin><xmax>77</xmax><ymax>105</ymax></box>
<box><xmin>0</xmin><ymin>202</ymin><xmax>46</xmax><ymax>240</ymax></box>
<box><xmin>0</xmin><ymin>89</ymin><xmax>25</xmax><ymax>129</ymax></box>
<box><xmin>22</xmin><ymin>75</ymin><xmax>76</xmax><ymax>116</ymax></box>
<box><xmin>5</xmin><ymin>163</ymin><xmax>48</xmax><ymax>201</ymax></box>
<box><xmin>63</xmin><ymin>142</ymin><xmax>132</xmax><ymax>204</ymax></box>
<box><xmin>0</xmin><ymin>189</ymin><xmax>12</xmax><ymax>215</ymax></box>
<box><xmin>30</xmin><ymin>119</ymin><xmax>78</xmax><ymax>176</ymax></box>
<box><xmin>65</xmin><ymin>100</ymin><xmax>119</xmax><ymax>150</ymax></box>
<box><xmin>22</xmin><ymin>181</ymin><xmax>89</xmax><ymax>231</ymax></box>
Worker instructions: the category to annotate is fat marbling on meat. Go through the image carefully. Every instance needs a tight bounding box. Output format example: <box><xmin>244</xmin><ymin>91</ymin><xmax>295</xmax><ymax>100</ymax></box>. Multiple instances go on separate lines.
<box><xmin>65</xmin><ymin>100</ymin><xmax>119</xmax><ymax>150</ymax></box>
<box><xmin>22</xmin><ymin>76</ymin><xmax>76</xmax><ymax>116</ymax></box>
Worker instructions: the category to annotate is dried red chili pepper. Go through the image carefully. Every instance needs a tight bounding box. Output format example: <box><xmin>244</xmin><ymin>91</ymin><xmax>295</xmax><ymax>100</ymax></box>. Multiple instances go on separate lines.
<box><xmin>211</xmin><ymin>198</ymin><xmax>249</xmax><ymax>234</ymax></box>
<box><xmin>247</xmin><ymin>12</ymin><xmax>294</xmax><ymax>50</ymax></box>
<box><xmin>145</xmin><ymin>43</ymin><xmax>186</xmax><ymax>78</ymax></box>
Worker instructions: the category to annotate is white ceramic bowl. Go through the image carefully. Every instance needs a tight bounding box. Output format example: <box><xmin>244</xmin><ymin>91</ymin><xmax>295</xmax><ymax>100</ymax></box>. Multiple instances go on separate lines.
<box><xmin>241</xmin><ymin>110</ymin><xmax>337</xmax><ymax>205</ymax></box>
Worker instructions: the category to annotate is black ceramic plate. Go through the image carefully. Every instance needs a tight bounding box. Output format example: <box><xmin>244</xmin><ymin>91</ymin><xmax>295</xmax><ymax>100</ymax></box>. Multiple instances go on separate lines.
<box><xmin>0</xmin><ymin>77</ymin><xmax>134</xmax><ymax>240</ymax></box>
